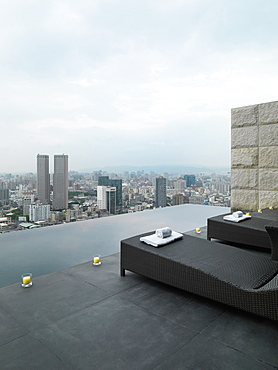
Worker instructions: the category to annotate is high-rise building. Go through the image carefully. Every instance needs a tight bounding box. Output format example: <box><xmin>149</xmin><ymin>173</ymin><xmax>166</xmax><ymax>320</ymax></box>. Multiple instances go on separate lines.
<box><xmin>98</xmin><ymin>176</ymin><xmax>109</xmax><ymax>186</ymax></box>
<box><xmin>97</xmin><ymin>186</ymin><xmax>116</xmax><ymax>214</ymax></box>
<box><xmin>22</xmin><ymin>197</ymin><xmax>34</xmax><ymax>215</ymax></box>
<box><xmin>53</xmin><ymin>154</ymin><xmax>68</xmax><ymax>210</ymax></box>
<box><xmin>37</xmin><ymin>154</ymin><xmax>50</xmax><ymax>204</ymax></box>
<box><xmin>98</xmin><ymin>176</ymin><xmax>122</xmax><ymax>211</ymax></box>
<box><xmin>0</xmin><ymin>181</ymin><xmax>9</xmax><ymax>205</ymax></box>
<box><xmin>174</xmin><ymin>179</ymin><xmax>186</xmax><ymax>192</ymax></box>
<box><xmin>97</xmin><ymin>186</ymin><xmax>107</xmax><ymax>210</ymax></box>
<box><xmin>29</xmin><ymin>204</ymin><xmax>50</xmax><ymax>222</ymax></box>
<box><xmin>155</xmin><ymin>177</ymin><xmax>166</xmax><ymax>207</ymax></box>
<box><xmin>184</xmin><ymin>174</ymin><xmax>196</xmax><ymax>187</ymax></box>
<box><xmin>105</xmin><ymin>187</ymin><xmax>116</xmax><ymax>215</ymax></box>
<box><xmin>109</xmin><ymin>179</ymin><xmax>122</xmax><ymax>211</ymax></box>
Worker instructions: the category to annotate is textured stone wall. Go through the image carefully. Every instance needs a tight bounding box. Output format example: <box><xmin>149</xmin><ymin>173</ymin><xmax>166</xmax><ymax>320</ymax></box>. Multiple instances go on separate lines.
<box><xmin>231</xmin><ymin>101</ymin><xmax>278</xmax><ymax>211</ymax></box>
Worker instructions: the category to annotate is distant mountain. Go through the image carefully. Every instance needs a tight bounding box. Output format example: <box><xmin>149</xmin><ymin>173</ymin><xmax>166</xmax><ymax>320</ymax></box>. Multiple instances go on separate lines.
<box><xmin>79</xmin><ymin>164</ymin><xmax>231</xmax><ymax>174</ymax></box>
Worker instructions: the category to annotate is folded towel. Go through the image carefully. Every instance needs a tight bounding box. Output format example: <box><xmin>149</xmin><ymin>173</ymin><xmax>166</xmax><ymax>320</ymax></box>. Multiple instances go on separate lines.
<box><xmin>140</xmin><ymin>231</ymin><xmax>183</xmax><ymax>247</ymax></box>
<box><xmin>223</xmin><ymin>214</ymin><xmax>251</xmax><ymax>223</ymax></box>
<box><xmin>233</xmin><ymin>211</ymin><xmax>243</xmax><ymax>218</ymax></box>
<box><xmin>156</xmin><ymin>227</ymin><xmax>172</xmax><ymax>238</ymax></box>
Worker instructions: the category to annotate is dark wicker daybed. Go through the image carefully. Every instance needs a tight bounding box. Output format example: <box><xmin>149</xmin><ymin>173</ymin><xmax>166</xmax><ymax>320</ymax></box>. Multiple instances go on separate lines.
<box><xmin>120</xmin><ymin>223</ymin><xmax>278</xmax><ymax>321</ymax></box>
<box><xmin>207</xmin><ymin>209</ymin><xmax>278</xmax><ymax>252</ymax></box>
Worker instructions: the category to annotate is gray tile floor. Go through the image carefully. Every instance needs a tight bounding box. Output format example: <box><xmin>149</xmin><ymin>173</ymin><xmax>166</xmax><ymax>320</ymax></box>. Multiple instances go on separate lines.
<box><xmin>1</xmin><ymin>231</ymin><xmax>278</xmax><ymax>369</ymax></box>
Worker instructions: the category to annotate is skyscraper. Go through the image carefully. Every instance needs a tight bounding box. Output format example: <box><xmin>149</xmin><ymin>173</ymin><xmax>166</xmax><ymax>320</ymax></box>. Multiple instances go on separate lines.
<box><xmin>98</xmin><ymin>176</ymin><xmax>109</xmax><ymax>186</ymax></box>
<box><xmin>155</xmin><ymin>177</ymin><xmax>166</xmax><ymax>207</ymax></box>
<box><xmin>53</xmin><ymin>154</ymin><xmax>68</xmax><ymax>210</ymax></box>
<box><xmin>98</xmin><ymin>176</ymin><xmax>122</xmax><ymax>211</ymax></box>
<box><xmin>184</xmin><ymin>174</ymin><xmax>196</xmax><ymax>187</ymax></box>
<box><xmin>0</xmin><ymin>187</ymin><xmax>9</xmax><ymax>206</ymax></box>
<box><xmin>109</xmin><ymin>179</ymin><xmax>122</xmax><ymax>211</ymax></box>
<box><xmin>97</xmin><ymin>186</ymin><xmax>116</xmax><ymax>214</ymax></box>
<box><xmin>37</xmin><ymin>154</ymin><xmax>50</xmax><ymax>204</ymax></box>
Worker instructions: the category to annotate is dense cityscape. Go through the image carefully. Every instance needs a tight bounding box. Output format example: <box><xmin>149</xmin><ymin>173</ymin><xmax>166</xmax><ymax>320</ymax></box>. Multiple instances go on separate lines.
<box><xmin>0</xmin><ymin>154</ymin><xmax>231</xmax><ymax>233</ymax></box>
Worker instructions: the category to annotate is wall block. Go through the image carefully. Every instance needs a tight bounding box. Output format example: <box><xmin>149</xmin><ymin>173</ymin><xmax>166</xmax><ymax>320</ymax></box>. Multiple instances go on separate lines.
<box><xmin>231</xmin><ymin>101</ymin><xmax>278</xmax><ymax>211</ymax></box>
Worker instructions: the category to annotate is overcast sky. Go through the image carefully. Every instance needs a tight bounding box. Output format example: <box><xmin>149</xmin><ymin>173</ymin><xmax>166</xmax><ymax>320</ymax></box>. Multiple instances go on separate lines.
<box><xmin>1</xmin><ymin>0</ymin><xmax>278</xmax><ymax>173</ymax></box>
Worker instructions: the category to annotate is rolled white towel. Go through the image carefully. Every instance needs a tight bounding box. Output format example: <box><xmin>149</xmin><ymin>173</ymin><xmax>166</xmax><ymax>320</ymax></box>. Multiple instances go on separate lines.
<box><xmin>156</xmin><ymin>227</ymin><xmax>172</xmax><ymax>239</ymax></box>
<box><xmin>232</xmin><ymin>211</ymin><xmax>243</xmax><ymax>218</ymax></box>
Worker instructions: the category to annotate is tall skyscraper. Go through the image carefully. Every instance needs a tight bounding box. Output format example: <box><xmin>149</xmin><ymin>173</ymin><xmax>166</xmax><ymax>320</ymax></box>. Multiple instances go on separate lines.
<box><xmin>155</xmin><ymin>176</ymin><xmax>166</xmax><ymax>208</ymax></box>
<box><xmin>0</xmin><ymin>183</ymin><xmax>9</xmax><ymax>206</ymax></box>
<box><xmin>109</xmin><ymin>179</ymin><xmax>122</xmax><ymax>211</ymax></box>
<box><xmin>23</xmin><ymin>197</ymin><xmax>33</xmax><ymax>215</ymax></box>
<box><xmin>37</xmin><ymin>154</ymin><xmax>50</xmax><ymax>204</ymax></box>
<box><xmin>98</xmin><ymin>176</ymin><xmax>122</xmax><ymax>211</ymax></box>
<box><xmin>97</xmin><ymin>186</ymin><xmax>116</xmax><ymax>214</ymax></box>
<box><xmin>53</xmin><ymin>154</ymin><xmax>68</xmax><ymax>210</ymax></box>
<box><xmin>184</xmin><ymin>174</ymin><xmax>196</xmax><ymax>187</ymax></box>
<box><xmin>98</xmin><ymin>176</ymin><xmax>109</xmax><ymax>186</ymax></box>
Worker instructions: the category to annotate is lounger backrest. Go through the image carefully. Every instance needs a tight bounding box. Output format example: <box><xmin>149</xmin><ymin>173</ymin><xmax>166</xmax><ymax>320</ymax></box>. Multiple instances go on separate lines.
<box><xmin>265</xmin><ymin>222</ymin><xmax>278</xmax><ymax>261</ymax></box>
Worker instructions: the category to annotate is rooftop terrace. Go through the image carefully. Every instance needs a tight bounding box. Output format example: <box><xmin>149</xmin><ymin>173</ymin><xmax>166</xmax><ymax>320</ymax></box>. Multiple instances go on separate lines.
<box><xmin>1</xmin><ymin>205</ymin><xmax>278</xmax><ymax>369</ymax></box>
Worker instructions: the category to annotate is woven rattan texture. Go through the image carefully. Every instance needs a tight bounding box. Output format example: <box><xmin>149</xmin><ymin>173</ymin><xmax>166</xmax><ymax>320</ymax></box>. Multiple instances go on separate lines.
<box><xmin>266</xmin><ymin>222</ymin><xmax>278</xmax><ymax>261</ymax></box>
<box><xmin>207</xmin><ymin>214</ymin><xmax>272</xmax><ymax>250</ymax></box>
<box><xmin>121</xmin><ymin>233</ymin><xmax>278</xmax><ymax>321</ymax></box>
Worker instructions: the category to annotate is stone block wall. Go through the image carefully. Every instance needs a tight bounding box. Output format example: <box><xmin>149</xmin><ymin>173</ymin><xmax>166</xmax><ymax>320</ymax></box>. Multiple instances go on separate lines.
<box><xmin>231</xmin><ymin>101</ymin><xmax>278</xmax><ymax>211</ymax></box>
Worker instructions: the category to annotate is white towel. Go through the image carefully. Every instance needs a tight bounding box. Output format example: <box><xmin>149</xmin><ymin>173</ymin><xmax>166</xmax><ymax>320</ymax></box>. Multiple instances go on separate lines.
<box><xmin>140</xmin><ymin>231</ymin><xmax>183</xmax><ymax>247</ymax></box>
<box><xmin>232</xmin><ymin>211</ymin><xmax>243</xmax><ymax>218</ymax></box>
<box><xmin>223</xmin><ymin>213</ymin><xmax>251</xmax><ymax>223</ymax></box>
<box><xmin>156</xmin><ymin>227</ymin><xmax>172</xmax><ymax>238</ymax></box>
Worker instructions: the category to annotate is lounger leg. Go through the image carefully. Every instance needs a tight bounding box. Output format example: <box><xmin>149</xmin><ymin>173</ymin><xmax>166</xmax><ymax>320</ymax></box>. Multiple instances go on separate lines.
<box><xmin>121</xmin><ymin>268</ymin><xmax>125</xmax><ymax>276</ymax></box>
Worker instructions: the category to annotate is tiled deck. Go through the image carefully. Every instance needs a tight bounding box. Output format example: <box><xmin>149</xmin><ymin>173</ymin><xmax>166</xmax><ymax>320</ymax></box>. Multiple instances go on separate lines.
<box><xmin>1</xmin><ymin>229</ymin><xmax>278</xmax><ymax>369</ymax></box>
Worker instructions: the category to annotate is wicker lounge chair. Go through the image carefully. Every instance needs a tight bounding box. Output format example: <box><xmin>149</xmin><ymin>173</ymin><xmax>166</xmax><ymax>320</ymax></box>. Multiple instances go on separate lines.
<box><xmin>207</xmin><ymin>209</ymin><xmax>278</xmax><ymax>251</ymax></box>
<box><xmin>120</xmin><ymin>223</ymin><xmax>278</xmax><ymax>321</ymax></box>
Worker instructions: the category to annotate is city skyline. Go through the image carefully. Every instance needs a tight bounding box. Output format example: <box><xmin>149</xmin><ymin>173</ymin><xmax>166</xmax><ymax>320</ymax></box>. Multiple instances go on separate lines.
<box><xmin>2</xmin><ymin>1</ymin><xmax>278</xmax><ymax>172</ymax></box>
<box><xmin>0</xmin><ymin>162</ymin><xmax>230</xmax><ymax>177</ymax></box>
<box><xmin>0</xmin><ymin>167</ymin><xmax>231</xmax><ymax>230</ymax></box>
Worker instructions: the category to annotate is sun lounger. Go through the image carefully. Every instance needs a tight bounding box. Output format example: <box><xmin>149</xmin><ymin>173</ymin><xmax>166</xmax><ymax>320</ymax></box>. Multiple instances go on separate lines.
<box><xmin>207</xmin><ymin>209</ymin><xmax>278</xmax><ymax>250</ymax></box>
<box><xmin>120</xmin><ymin>223</ymin><xmax>278</xmax><ymax>321</ymax></box>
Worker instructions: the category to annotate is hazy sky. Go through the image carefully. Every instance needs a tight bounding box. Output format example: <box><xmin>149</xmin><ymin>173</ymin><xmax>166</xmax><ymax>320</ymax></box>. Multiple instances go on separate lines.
<box><xmin>1</xmin><ymin>0</ymin><xmax>278</xmax><ymax>173</ymax></box>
